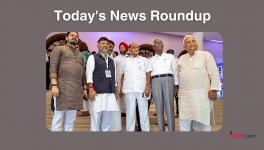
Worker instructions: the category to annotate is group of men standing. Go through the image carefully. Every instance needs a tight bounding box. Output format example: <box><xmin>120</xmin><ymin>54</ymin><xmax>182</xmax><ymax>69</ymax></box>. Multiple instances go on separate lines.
<box><xmin>49</xmin><ymin>32</ymin><xmax>220</xmax><ymax>132</ymax></box>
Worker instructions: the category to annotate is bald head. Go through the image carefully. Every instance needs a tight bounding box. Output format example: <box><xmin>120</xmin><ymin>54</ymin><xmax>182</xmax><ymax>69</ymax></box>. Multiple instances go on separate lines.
<box><xmin>129</xmin><ymin>42</ymin><xmax>139</xmax><ymax>57</ymax></box>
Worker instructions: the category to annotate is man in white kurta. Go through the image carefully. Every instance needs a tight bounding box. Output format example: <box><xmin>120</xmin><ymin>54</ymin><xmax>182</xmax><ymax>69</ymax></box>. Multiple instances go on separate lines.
<box><xmin>119</xmin><ymin>43</ymin><xmax>151</xmax><ymax>132</ymax></box>
<box><xmin>86</xmin><ymin>37</ymin><xmax>119</xmax><ymax>132</ymax></box>
<box><xmin>177</xmin><ymin>35</ymin><xmax>220</xmax><ymax>132</ymax></box>
<box><xmin>108</xmin><ymin>42</ymin><xmax>129</xmax><ymax>131</ymax></box>
<box><xmin>114</xmin><ymin>42</ymin><xmax>129</xmax><ymax>114</ymax></box>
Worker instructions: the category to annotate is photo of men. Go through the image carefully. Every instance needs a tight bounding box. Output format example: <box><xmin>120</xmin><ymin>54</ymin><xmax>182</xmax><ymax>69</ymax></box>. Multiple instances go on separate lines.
<box><xmin>46</xmin><ymin>32</ymin><xmax>223</xmax><ymax>132</ymax></box>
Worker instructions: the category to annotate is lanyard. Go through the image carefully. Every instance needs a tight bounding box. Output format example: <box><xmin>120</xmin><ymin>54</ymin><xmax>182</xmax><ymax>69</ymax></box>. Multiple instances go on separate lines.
<box><xmin>100</xmin><ymin>53</ymin><xmax>109</xmax><ymax>69</ymax></box>
<box><xmin>105</xmin><ymin>56</ymin><xmax>109</xmax><ymax>69</ymax></box>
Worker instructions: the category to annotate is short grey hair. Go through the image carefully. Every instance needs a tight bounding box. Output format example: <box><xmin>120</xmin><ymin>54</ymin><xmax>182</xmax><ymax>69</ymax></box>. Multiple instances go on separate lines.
<box><xmin>182</xmin><ymin>35</ymin><xmax>197</xmax><ymax>46</ymax></box>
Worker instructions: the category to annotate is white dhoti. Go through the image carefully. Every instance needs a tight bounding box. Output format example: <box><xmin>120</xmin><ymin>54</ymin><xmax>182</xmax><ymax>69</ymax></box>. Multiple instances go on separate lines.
<box><xmin>89</xmin><ymin>94</ymin><xmax>120</xmax><ymax>132</ymax></box>
<box><xmin>109</xmin><ymin>100</ymin><xmax>122</xmax><ymax>131</ymax></box>
<box><xmin>51</xmin><ymin>97</ymin><xmax>77</xmax><ymax>132</ymax></box>
<box><xmin>179</xmin><ymin>119</ymin><xmax>211</xmax><ymax>132</ymax></box>
<box><xmin>179</xmin><ymin>94</ymin><xmax>211</xmax><ymax>126</ymax></box>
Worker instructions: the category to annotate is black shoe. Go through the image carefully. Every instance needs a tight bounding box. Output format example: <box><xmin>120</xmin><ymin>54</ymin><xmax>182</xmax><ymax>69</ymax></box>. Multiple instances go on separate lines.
<box><xmin>135</xmin><ymin>126</ymin><xmax>141</xmax><ymax>132</ymax></box>
<box><xmin>155</xmin><ymin>122</ymin><xmax>168</xmax><ymax>126</ymax></box>
<box><xmin>121</xmin><ymin>113</ymin><xmax>126</xmax><ymax>117</ymax></box>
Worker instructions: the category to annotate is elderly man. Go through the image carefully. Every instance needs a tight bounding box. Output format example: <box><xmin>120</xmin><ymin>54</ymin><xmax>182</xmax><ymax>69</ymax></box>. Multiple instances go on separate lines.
<box><xmin>119</xmin><ymin>43</ymin><xmax>151</xmax><ymax>132</ymax></box>
<box><xmin>86</xmin><ymin>37</ymin><xmax>120</xmax><ymax>132</ymax></box>
<box><xmin>150</xmin><ymin>38</ymin><xmax>178</xmax><ymax>132</ymax></box>
<box><xmin>177</xmin><ymin>35</ymin><xmax>220</xmax><ymax>132</ymax></box>
<box><xmin>49</xmin><ymin>32</ymin><xmax>87</xmax><ymax>132</ymax></box>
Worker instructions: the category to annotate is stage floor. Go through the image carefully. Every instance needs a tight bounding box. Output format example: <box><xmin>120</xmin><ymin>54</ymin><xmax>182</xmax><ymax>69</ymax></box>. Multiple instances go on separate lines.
<box><xmin>46</xmin><ymin>91</ymin><xmax>223</xmax><ymax>132</ymax></box>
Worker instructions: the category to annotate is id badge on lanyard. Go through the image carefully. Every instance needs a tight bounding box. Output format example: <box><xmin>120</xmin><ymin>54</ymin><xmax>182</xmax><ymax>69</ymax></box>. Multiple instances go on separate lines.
<box><xmin>105</xmin><ymin>69</ymin><xmax>111</xmax><ymax>78</ymax></box>
<box><xmin>104</xmin><ymin>56</ymin><xmax>112</xmax><ymax>78</ymax></box>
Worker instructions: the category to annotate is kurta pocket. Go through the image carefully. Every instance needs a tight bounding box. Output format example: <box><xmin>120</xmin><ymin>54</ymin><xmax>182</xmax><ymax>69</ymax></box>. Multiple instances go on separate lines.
<box><xmin>192</xmin><ymin>60</ymin><xmax>204</xmax><ymax>69</ymax></box>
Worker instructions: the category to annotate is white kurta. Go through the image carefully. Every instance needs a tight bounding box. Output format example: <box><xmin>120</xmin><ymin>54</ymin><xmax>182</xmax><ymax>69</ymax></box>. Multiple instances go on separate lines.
<box><xmin>120</xmin><ymin>56</ymin><xmax>151</xmax><ymax>93</ymax></box>
<box><xmin>150</xmin><ymin>52</ymin><xmax>178</xmax><ymax>85</ymax></box>
<box><xmin>114</xmin><ymin>54</ymin><xmax>129</xmax><ymax>85</ymax></box>
<box><xmin>177</xmin><ymin>50</ymin><xmax>220</xmax><ymax>126</ymax></box>
<box><xmin>86</xmin><ymin>55</ymin><xmax>119</xmax><ymax>112</ymax></box>
<box><xmin>114</xmin><ymin>54</ymin><xmax>129</xmax><ymax>112</ymax></box>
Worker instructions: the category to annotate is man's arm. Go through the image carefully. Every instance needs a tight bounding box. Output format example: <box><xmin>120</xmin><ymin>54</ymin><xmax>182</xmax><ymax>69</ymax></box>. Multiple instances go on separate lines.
<box><xmin>118</xmin><ymin>59</ymin><xmax>125</xmax><ymax>98</ymax></box>
<box><xmin>86</xmin><ymin>55</ymin><xmax>96</xmax><ymax>101</ymax></box>
<box><xmin>49</xmin><ymin>47</ymin><xmax>61</xmax><ymax>97</ymax></box>
<box><xmin>144</xmin><ymin>72</ymin><xmax>151</xmax><ymax>97</ymax></box>
<box><xmin>206</xmin><ymin>52</ymin><xmax>221</xmax><ymax>100</ymax></box>
<box><xmin>171</xmin><ymin>56</ymin><xmax>178</xmax><ymax>86</ymax></box>
<box><xmin>119</xmin><ymin>74</ymin><xmax>124</xmax><ymax>98</ymax></box>
<box><xmin>172</xmin><ymin>56</ymin><xmax>179</xmax><ymax>95</ymax></box>
<box><xmin>144</xmin><ymin>58</ymin><xmax>152</xmax><ymax>97</ymax></box>
<box><xmin>82</xmin><ymin>59</ymin><xmax>87</xmax><ymax>99</ymax></box>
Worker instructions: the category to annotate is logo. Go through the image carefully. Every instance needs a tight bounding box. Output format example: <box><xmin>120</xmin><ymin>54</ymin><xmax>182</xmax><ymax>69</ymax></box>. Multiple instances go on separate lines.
<box><xmin>229</xmin><ymin>131</ymin><xmax>256</xmax><ymax>139</ymax></box>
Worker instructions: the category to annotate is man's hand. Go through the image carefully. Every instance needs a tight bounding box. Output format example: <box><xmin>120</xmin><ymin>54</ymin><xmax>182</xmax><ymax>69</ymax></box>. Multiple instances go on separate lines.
<box><xmin>144</xmin><ymin>85</ymin><xmax>151</xmax><ymax>97</ymax></box>
<box><xmin>51</xmin><ymin>86</ymin><xmax>59</xmax><ymax>97</ymax></box>
<box><xmin>83</xmin><ymin>90</ymin><xmax>88</xmax><ymax>100</ymax></box>
<box><xmin>115</xmin><ymin>86</ymin><xmax>118</xmax><ymax>99</ymax></box>
<box><xmin>119</xmin><ymin>89</ymin><xmax>124</xmax><ymax>99</ymax></box>
<box><xmin>89</xmin><ymin>88</ymin><xmax>97</xmax><ymax>101</ymax></box>
<box><xmin>174</xmin><ymin>85</ymin><xmax>179</xmax><ymax>97</ymax></box>
<box><xmin>208</xmin><ymin>90</ymin><xmax>217</xmax><ymax>101</ymax></box>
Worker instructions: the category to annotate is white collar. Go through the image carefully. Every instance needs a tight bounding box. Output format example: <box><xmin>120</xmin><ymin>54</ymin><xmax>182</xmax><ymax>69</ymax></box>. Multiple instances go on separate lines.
<box><xmin>99</xmin><ymin>52</ymin><xmax>109</xmax><ymax>59</ymax></box>
<box><xmin>154</xmin><ymin>52</ymin><xmax>165</xmax><ymax>58</ymax></box>
<box><xmin>130</xmin><ymin>55</ymin><xmax>139</xmax><ymax>59</ymax></box>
